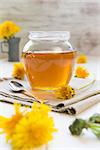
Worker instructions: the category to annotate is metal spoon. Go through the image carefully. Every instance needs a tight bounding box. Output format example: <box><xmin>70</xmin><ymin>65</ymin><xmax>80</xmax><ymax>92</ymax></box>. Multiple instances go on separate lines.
<box><xmin>8</xmin><ymin>81</ymin><xmax>71</xmax><ymax>109</ymax></box>
<box><xmin>9</xmin><ymin>80</ymin><xmax>40</xmax><ymax>103</ymax></box>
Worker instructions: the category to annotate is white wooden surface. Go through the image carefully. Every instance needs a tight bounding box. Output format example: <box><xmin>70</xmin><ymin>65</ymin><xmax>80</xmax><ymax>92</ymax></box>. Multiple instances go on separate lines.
<box><xmin>0</xmin><ymin>0</ymin><xmax>100</xmax><ymax>58</ymax></box>
<box><xmin>0</xmin><ymin>56</ymin><xmax>100</xmax><ymax>150</ymax></box>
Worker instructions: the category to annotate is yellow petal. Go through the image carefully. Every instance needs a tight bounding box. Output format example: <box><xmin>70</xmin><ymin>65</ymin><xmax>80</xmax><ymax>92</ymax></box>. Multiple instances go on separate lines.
<box><xmin>12</xmin><ymin>62</ymin><xmax>25</xmax><ymax>80</ymax></box>
<box><xmin>76</xmin><ymin>54</ymin><xmax>87</xmax><ymax>64</ymax></box>
<box><xmin>75</xmin><ymin>66</ymin><xmax>89</xmax><ymax>78</ymax></box>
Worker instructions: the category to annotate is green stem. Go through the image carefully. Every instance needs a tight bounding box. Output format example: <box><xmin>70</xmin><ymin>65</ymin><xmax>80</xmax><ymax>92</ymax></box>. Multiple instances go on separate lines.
<box><xmin>88</xmin><ymin>122</ymin><xmax>100</xmax><ymax>138</ymax></box>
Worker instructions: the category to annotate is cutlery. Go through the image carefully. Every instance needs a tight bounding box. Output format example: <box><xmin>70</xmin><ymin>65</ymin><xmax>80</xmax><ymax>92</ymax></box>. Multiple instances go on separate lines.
<box><xmin>8</xmin><ymin>80</ymin><xmax>98</xmax><ymax>110</ymax></box>
<box><xmin>0</xmin><ymin>90</ymin><xmax>100</xmax><ymax>115</ymax></box>
<box><xmin>9</xmin><ymin>80</ymin><xmax>40</xmax><ymax>103</ymax></box>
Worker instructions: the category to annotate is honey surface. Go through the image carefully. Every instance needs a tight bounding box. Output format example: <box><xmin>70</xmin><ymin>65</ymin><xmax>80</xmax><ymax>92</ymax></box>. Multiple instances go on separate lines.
<box><xmin>22</xmin><ymin>51</ymin><xmax>76</xmax><ymax>90</ymax></box>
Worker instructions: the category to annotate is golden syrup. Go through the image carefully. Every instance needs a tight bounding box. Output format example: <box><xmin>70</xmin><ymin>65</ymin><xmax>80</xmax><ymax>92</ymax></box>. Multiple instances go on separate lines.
<box><xmin>22</xmin><ymin>51</ymin><xmax>76</xmax><ymax>90</ymax></box>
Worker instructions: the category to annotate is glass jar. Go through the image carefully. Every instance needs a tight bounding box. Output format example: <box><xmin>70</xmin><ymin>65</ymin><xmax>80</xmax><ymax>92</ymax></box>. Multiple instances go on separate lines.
<box><xmin>22</xmin><ymin>31</ymin><xmax>76</xmax><ymax>90</ymax></box>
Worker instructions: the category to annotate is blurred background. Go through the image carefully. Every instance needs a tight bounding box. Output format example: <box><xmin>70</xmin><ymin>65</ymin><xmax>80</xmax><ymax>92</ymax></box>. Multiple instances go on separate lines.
<box><xmin>0</xmin><ymin>0</ymin><xmax>100</xmax><ymax>58</ymax></box>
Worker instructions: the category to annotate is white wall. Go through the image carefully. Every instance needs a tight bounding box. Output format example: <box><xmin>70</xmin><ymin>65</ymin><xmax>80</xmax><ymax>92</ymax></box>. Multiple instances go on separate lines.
<box><xmin>0</xmin><ymin>0</ymin><xmax>100</xmax><ymax>58</ymax></box>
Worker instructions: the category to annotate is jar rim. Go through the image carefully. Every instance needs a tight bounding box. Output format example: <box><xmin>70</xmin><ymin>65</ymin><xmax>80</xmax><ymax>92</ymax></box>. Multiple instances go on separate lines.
<box><xmin>29</xmin><ymin>31</ymin><xmax>70</xmax><ymax>40</ymax></box>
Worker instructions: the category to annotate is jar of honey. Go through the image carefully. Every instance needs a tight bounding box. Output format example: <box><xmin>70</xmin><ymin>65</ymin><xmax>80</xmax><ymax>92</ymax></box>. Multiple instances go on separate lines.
<box><xmin>22</xmin><ymin>31</ymin><xmax>76</xmax><ymax>90</ymax></box>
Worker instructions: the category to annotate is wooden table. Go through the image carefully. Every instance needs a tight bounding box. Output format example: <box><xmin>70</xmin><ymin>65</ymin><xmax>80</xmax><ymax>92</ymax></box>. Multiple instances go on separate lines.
<box><xmin>0</xmin><ymin>56</ymin><xmax>100</xmax><ymax>150</ymax></box>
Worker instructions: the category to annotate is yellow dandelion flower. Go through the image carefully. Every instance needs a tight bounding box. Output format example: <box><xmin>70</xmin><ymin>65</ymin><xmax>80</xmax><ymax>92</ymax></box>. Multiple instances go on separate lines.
<box><xmin>0</xmin><ymin>103</ymin><xmax>24</xmax><ymax>140</ymax></box>
<box><xmin>55</xmin><ymin>85</ymin><xmax>75</xmax><ymax>99</ymax></box>
<box><xmin>12</xmin><ymin>62</ymin><xmax>25</xmax><ymax>80</ymax></box>
<box><xmin>76</xmin><ymin>54</ymin><xmax>87</xmax><ymax>64</ymax></box>
<box><xmin>11</xmin><ymin>103</ymin><xmax>57</xmax><ymax>150</ymax></box>
<box><xmin>31</xmin><ymin>102</ymin><xmax>51</xmax><ymax>115</ymax></box>
<box><xmin>0</xmin><ymin>21</ymin><xmax>20</xmax><ymax>39</ymax></box>
<box><xmin>0</xmin><ymin>103</ymin><xmax>57</xmax><ymax>150</ymax></box>
<box><xmin>75</xmin><ymin>66</ymin><xmax>89</xmax><ymax>78</ymax></box>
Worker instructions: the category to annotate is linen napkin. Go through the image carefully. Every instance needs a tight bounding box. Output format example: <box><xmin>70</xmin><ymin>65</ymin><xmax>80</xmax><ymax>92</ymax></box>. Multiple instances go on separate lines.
<box><xmin>52</xmin><ymin>94</ymin><xmax>100</xmax><ymax>115</ymax></box>
<box><xmin>0</xmin><ymin>78</ymin><xmax>100</xmax><ymax>115</ymax></box>
<box><xmin>31</xmin><ymin>80</ymin><xmax>100</xmax><ymax>115</ymax></box>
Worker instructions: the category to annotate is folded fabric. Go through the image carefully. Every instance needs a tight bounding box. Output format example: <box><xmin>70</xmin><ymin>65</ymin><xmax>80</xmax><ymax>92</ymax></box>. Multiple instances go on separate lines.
<box><xmin>0</xmin><ymin>92</ymin><xmax>100</xmax><ymax>115</ymax></box>
<box><xmin>52</xmin><ymin>94</ymin><xmax>100</xmax><ymax>115</ymax></box>
<box><xmin>51</xmin><ymin>80</ymin><xmax>100</xmax><ymax>114</ymax></box>
<box><xmin>0</xmin><ymin>79</ymin><xmax>100</xmax><ymax>115</ymax></box>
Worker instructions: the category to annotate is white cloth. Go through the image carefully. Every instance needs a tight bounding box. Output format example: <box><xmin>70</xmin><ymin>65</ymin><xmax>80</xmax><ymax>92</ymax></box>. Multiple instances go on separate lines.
<box><xmin>0</xmin><ymin>79</ymin><xmax>100</xmax><ymax>115</ymax></box>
